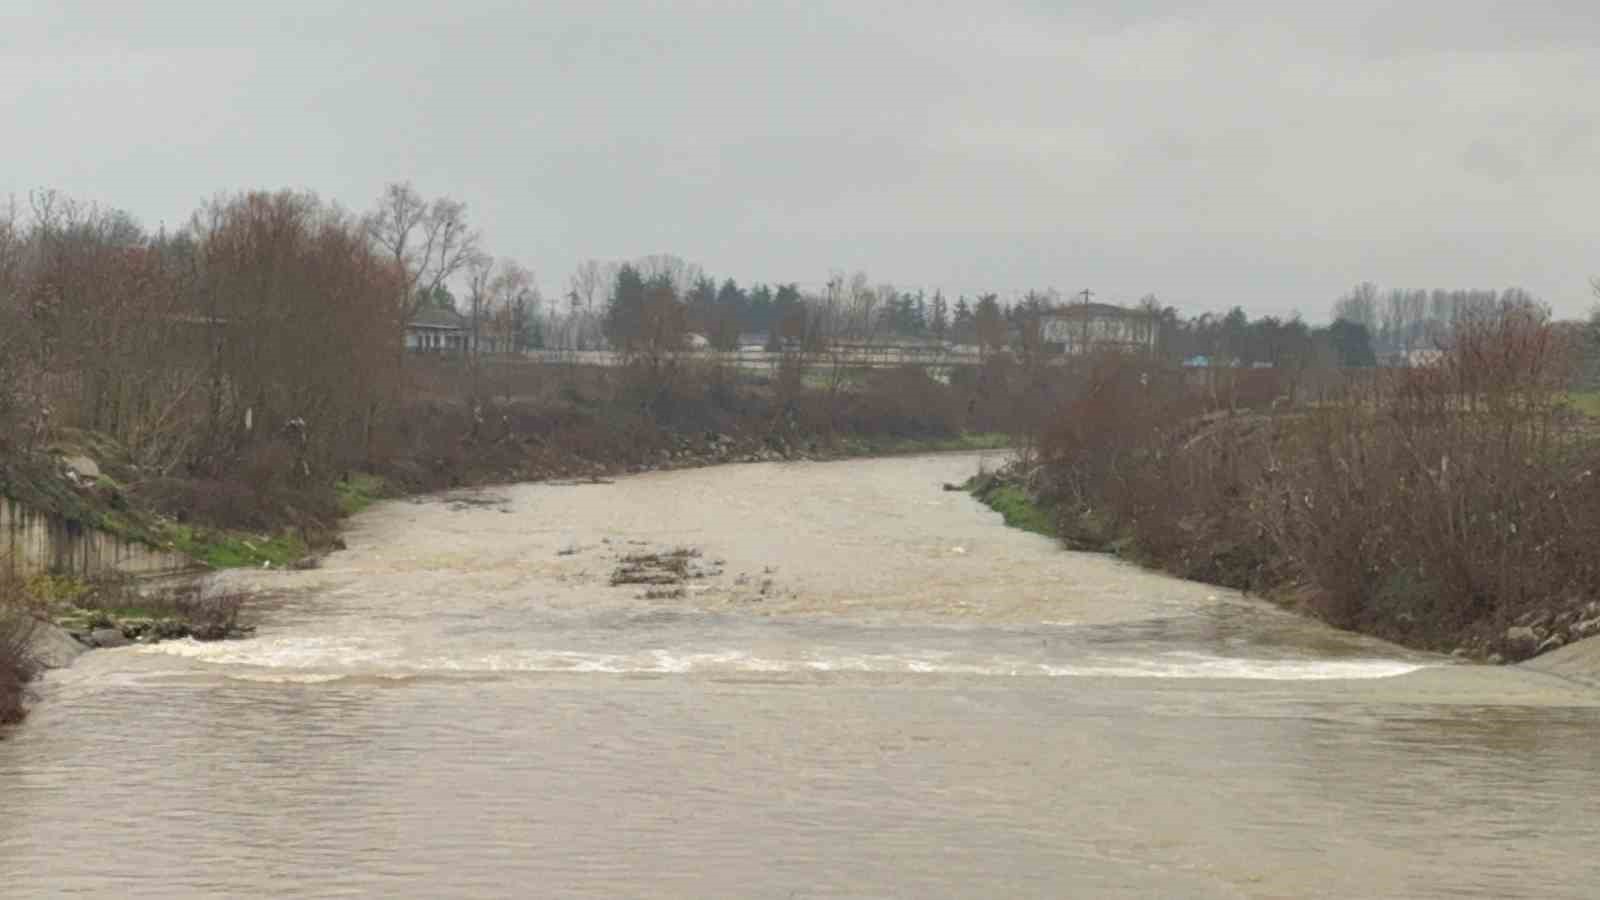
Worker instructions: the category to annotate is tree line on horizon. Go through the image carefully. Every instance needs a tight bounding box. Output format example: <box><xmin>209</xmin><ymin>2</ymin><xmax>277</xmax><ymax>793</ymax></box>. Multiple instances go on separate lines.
<box><xmin>2</xmin><ymin>181</ymin><xmax>1590</xmax><ymax>480</ymax></box>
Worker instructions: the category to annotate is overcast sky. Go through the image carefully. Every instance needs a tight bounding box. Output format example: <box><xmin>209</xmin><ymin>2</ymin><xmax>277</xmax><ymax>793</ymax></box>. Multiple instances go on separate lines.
<box><xmin>4</xmin><ymin>0</ymin><xmax>1597</xmax><ymax>319</ymax></box>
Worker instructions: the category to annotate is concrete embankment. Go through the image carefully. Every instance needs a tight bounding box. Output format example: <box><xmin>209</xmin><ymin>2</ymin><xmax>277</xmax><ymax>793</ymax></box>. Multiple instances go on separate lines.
<box><xmin>1</xmin><ymin>495</ymin><xmax>198</xmax><ymax>580</ymax></box>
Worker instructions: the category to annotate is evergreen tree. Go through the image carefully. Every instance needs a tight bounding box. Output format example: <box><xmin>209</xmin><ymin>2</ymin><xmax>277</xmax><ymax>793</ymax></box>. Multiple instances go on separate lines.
<box><xmin>1220</xmin><ymin>306</ymin><xmax>1251</xmax><ymax>363</ymax></box>
<box><xmin>974</xmin><ymin>294</ymin><xmax>1005</xmax><ymax>354</ymax></box>
<box><xmin>929</xmin><ymin>291</ymin><xmax>950</xmax><ymax>340</ymax></box>
<box><xmin>1324</xmin><ymin>318</ymin><xmax>1377</xmax><ymax>367</ymax></box>
<box><xmin>710</xmin><ymin>278</ymin><xmax>746</xmax><ymax>350</ymax></box>
<box><xmin>686</xmin><ymin>275</ymin><xmax>718</xmax><ymax>337</ymax></box>
<box><xmin>747</xmin><ymin>283</ymin><xmax>774</xmax><ymax>335</ymax></box>
<box><xmin>772</xmin><ymin>283</ymin><xmax>804</xmax><ymax>350</ymax></box>
<box><xmin>603</xmin><ymin>264</ymin><xmax>647</xmax><ymax>351</ymax></box>
<box><xmin>419</xmin><ymin>284</ymin><xmax>457</xmax><ymax>311</ymax></box>
<box><xmin>524</xmin><ymin>309</ymin><xmax>545</xmax><ymax>349</ymax></box>
<box><xmin>952</xmin><ymin>296</ymin><xmax>976</xmax><ymax>344</ymax></box>
<box><xmin>715</xmin><ymin>278</ymin><xmax>746</xmax><ymax>317</ymax></box>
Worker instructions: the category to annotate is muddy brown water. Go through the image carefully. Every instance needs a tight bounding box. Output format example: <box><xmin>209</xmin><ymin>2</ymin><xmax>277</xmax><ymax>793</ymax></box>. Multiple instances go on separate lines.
<box><xmin>4</xmin><ymin>453</ymin><xmax>1600</xmax><ymax>898</ymax></box>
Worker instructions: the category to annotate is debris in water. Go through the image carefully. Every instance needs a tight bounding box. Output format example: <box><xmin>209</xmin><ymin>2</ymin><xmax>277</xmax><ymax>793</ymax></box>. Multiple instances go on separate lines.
<box><xmin>611</xmin><ymin>548</ymin><xmax>704</xmax><ymax>586</ymax></box>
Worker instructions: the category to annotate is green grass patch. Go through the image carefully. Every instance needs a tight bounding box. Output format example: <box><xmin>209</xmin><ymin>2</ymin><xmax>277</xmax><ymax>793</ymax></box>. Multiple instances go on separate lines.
<box><xmin>166</xmin><ymin>525</ymin><xmax>307</xmax><ymax>569</ymax></box>
<box><xmin>841</xmin><ymin>431</ymin><xmax>1013</xmax><ymax>456</ymax></box>
<box><xmin>335</xmin><ymin>473</ymin><xmax>392</xmax><ymax>516</ymax></box>
<box><xmin>944</xmin><ymin>432</ymin><xmax>1012</xmax><ymax>451</ymax></box>
<box><xmin>61</xmin><ymin>604</ymin><xmax>167</xmax><ymax>626</ymax></box>
<box><xmin>972</xmin><ymin>482</ymin><xmax>1057</xmax><ymax>537</ymax></box>
<box><xmin>1564</xmin><ymin>391</ymin><xmax>1600</xmax><ymax>418</ymax></box>
<box><xmin>23</xmin><ymin>573</ymin><xmax>90</xmax><ymax>606</ymax></box>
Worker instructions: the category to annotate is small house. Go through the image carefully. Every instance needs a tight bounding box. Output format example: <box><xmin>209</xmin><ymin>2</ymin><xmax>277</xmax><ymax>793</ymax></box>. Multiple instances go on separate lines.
<box><xmin>1038</xmin><ymin>303</ymin><xmax>1158</xmax><ymax>356</ymax></box>
<box><xmin>406</xmin><ymin>308</ymin><xmax>468</xmax><ymax>353</ymax></box>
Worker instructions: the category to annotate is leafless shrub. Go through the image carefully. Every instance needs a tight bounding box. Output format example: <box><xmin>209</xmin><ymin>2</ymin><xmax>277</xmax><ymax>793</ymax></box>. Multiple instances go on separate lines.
<box><xmin>190</xmin><ymin>190</ymin><xmax>402</xmax><ymax>478</ymax></box>
<box><xmin>1260</xmin><ymin>299</ymin><xmax>1594</xmax><ymax>644</ymax></box>
<box><xmin>0</xmin><ymin>573</ymin><xmax>38</xmax><ymax>725</ymax></box>
<box><xmin>835</xmin><ymin>366</ymin><xmax>966</xmax><ymax>438</ymax></box>
<box><xmin>1034</xmin><ymin>298</ymin><xmax>1599</xmax><ymax>653</ymax></box>
<box><xmin>76</xmin><ymin>576</ymin><xmax>247</xmax><ymax>640</ymax></box>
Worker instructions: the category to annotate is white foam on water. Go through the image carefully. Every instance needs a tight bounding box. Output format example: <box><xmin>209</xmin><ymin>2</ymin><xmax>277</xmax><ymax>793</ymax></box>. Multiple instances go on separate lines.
<box><xmin>220</xmin><ymin>671</ymin><xmax>420</xmax><ymax>685</ymax></box>
<box><xmin>1040</xmin><ymin>655</ymin><xmax>1427</xmax><ymax>681</ymax></box>
<box><xmin>138</xmin><ymin>639</ymin><xmax>1427</xmax><ymax>681</ymax></box>
<box><xmin>139</xmin><ymin>635</ymin><xmax>401</xmax><ymax>669</ymax></box>
<box><xmin>223</xmin><ymin>672</ymin><xmax>353</xmax><ymax>684</ymax></box>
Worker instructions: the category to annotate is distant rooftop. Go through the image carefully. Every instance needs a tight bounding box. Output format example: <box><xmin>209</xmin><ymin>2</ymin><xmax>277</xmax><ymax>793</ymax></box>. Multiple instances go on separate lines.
<box><xmin>409</xmin><ymin>307</ymin><xmax>467</xmax><ymax>329</ymax></box>
<box><xmin>1042</xmin><ymin>302</ymin><xmax>1148</xmax><ymax>319</ymax></box>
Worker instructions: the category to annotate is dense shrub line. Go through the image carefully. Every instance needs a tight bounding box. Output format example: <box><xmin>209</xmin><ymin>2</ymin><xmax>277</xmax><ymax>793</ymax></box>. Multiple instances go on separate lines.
<box><xmin>0</xmin><ymin>610</ymin><xmax>34</xmax><ymax>727</ymax></box>
<box><xmin>0</xmin><ymin>189</ymin><xmax>1047</xmax><ymax>559</ymax></box>
<box><xmin>0</xmin><ymin>573</ymin><xmax>41</xmax><ymax>727</ymax></box>
<box><xmin>1020</xmin><ymin>299</ymin><xmax>1600</xmax><ymax>660</ymax></box>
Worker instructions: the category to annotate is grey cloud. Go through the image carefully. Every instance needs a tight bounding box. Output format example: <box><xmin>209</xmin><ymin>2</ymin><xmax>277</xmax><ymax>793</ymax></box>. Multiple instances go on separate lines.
<box><xmin>3</xmin><ymin>0</ymin><xmax>1598</xmax><ymax>317</ymax></box>
<box><xmin>1462</xmin><ymin>140</ymin><xmax>1524</xmax><ymax>183</ymax></box>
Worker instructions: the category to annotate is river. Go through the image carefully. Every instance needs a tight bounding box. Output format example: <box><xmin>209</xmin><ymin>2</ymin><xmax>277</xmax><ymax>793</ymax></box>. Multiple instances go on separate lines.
<box><xmin>4</xmin><ymin>452</ymin><xmax>1599</xmax><ymax>898</ymax></box>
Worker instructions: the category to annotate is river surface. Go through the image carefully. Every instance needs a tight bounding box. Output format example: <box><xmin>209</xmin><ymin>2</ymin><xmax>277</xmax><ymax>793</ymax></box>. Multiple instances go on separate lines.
<box><xmin>4</xmin><ymin>453</ymin><xmax>1600</xmax><ymax>898</ymax></box>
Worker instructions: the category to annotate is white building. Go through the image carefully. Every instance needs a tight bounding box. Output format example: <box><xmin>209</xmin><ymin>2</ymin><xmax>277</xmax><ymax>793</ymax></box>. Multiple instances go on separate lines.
<box><xmin>1038</xmin><ymin>303</ymin><xmax>1158</xmax><ymax>356</ymax></box>
<box><xmin>405</xmin><ymin>307</ymin><xmax>468</xmax><ymax>352</ymax></box>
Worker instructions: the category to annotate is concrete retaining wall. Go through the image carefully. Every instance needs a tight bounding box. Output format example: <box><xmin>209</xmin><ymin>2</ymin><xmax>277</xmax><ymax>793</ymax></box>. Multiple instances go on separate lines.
<box><xmin>0</xmin><ymin>496</ymin><xmax>197</xmax><ymax>578</ymax></box>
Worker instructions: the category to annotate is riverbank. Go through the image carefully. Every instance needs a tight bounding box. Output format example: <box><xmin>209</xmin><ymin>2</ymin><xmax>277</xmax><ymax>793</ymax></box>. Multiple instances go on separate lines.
<box><xmin>967</xmin><ymin>459</ymin><xmax>1600</xmax><ymax>666</ymax></box>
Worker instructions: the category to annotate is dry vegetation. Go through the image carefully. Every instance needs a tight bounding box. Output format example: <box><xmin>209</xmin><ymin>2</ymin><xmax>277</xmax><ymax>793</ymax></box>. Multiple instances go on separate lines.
<box><xmin>1007</xmin><ymin>298</ymin><xmax>1600</xmax><ymax>660</ymax></box>
<box><xmin>0</xmin><ymin>606</ymin><xmax>36</xmax><ymax>726</ymax></box>
<box><xmin>0</xmin><ymin>569</ymin><xmax>46</xmax><ymax>727</ymax></box>
<box><xmin>0</xmin><ymin>187</ymin><xmax>1029</xmax><ymax>594</ymax></box>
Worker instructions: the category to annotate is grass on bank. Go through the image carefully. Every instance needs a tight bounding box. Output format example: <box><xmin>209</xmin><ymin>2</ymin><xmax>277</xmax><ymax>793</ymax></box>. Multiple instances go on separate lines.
<box><xmin>0</xmin><ymin>609</ymin><xmax>32</xmax><ymax>727</ymax></box>
<box><xmin>166</xmin><ymin>525</ymin><xmax>307</xmax><ymax>569</ymax></box>
<box><xmin>972</xmin><ymin>482</ymin><xmax>1057</xmax><ymax>537</ymax></box>
<box><xmin>158</xmin><ymin>471</ymin><xmax>384</xmax><ymax>569</ymax></box>
<box><xmin>335</xmin><ymin>473</ymin><xmax>392</xmax><ymax>516</ymax></box>
<box><xmin>0</xmin><ymin>452</ymin><xmax>302</xmax><ymax>571</ymax></box>
<box><xmin>1564</xmin><ymin>390</ymin><xmax>1600</xmax><ymax>418</ymax></box>
<box><xmin>15</xmin><ymin>572</ymin><xmax>248</xmax><ymax>640</ymax></box>
<box><xmin>840</xmin><ymin>431</ymin><xmax>1012</xmax><ymax>456</ymax></box>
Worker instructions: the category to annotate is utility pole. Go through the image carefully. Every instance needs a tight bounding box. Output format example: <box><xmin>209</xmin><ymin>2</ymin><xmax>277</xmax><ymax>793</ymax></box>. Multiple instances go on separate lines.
<box><xmin>1078</xmin><ymin>288</ymin><xmax>1093</xmax><ymax>355</ymax></box>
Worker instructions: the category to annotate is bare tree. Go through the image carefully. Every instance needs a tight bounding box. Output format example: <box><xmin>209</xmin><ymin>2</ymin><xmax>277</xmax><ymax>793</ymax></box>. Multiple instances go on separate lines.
<box><xmin>364</xmin><ymin>182</ymin><xmax>482</xmax><ymax>342</ymax></box>
<box><xmin>636</xmin><ymin>253</ymin><xmax>704</xmax><ymax>299</ymax></box>
<box><xmin>0</xmin><ymin>197</ymin><xmax>41</xmax><ymax>449</ymax></box>
<box><xmin>488</xmin><ymin>260</ymin><xmax>537</xmax><ymax>353</ymax></box>
<box><xmin>186</xmin><ymin>190</ymin><xmax>400</xmax><ymax>475</ymax></box>
<box><xmin>568</xmin><ymin>259</ymin><xmax>613</xmax><ymax>349</ymax></box>
<box><xmin>1332</xmin><ymin>282</ymin><xmax>1380</xmax><ymax>332</ymax></box>
<box><xmin>973</xmin><ymin>294</ymin><xmax>1006</xmax><ymax>360</ymax></box>
<box><xmin>845</xmin><ymin>272</ymin><xmax>876</xmax><ymax>342</ymax></box>
<box><xmin>465</xmin><ymin>257</ymin><xmax>542</xmax><ymax>358</ymax></box>
<box><xmin>464</xmin><ymin>253</ymin><xmax>496</xmax><ymax>356</ymax></box>
<box><xmin>800</xmin><ymin>270</ymin><xmax>884</xmax><ymax>411</ymax></box>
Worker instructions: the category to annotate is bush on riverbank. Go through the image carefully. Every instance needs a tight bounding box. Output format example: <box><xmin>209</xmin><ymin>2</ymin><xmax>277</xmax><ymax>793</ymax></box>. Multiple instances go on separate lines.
<box><xmin>0</xmin><ymin>577</ymin><xmax>39</xmax><ymax>726</ymax></box>
<box><xmin>63</xmin><ymin>576</ymin><xmax>249</xmax><ymax>642</ymax></box>
<box><xmin>4</xmin><ymin>354</ymin><xmax>1010</xmax><ymax>579</ymax></box>
<box><xmin>1010</xmin><ymin>300</ymin><xmax>1600</xmax><ymax>660</ymax></box>
<box><xmin>8</xmin><ymin>569</ymin><xmax>252</xmax><ymax>648</ymax></box>
<box><xmin>363</xmin><ymin>357</ymin><xmax>1006</xmax><ymax>496</ymax></box>
<box><xmin>0</xmin><ymin>614</ymin><xmax>34</xmax><ymax>726</ymax></box>
<box><xmin>1</xmin><ymin>190</ymin><xmax>1029</xmax><ymax>578</ymax></box>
